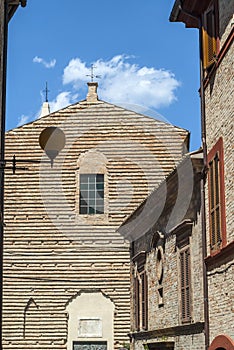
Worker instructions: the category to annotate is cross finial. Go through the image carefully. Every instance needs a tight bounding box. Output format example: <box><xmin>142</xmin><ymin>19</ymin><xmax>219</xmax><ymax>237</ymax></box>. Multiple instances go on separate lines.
<box><xmin>86</xmin><ymin>64</ymin><xmax>101</xmax><ymax>82</ymax></box>
<box><xmin>43</xmin><ymin>82</ymin><xmax>50</xmax><ymax>102</ymax></box>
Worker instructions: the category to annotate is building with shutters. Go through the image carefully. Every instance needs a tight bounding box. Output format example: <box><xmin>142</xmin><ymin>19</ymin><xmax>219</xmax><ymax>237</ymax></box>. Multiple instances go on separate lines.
<box><xmin>118</xmin><ymin>151</ymin><xmax>205</xmax><ymax>350</ymax></box>
<box><xmin>170</xmin><ymin>1</ymin><xmax>234</xmax><ymax>350</ymax></box>
<box><xmin>3</xmin><ymin>83</ymin><xmax>189</xmax><ymax>350</ymax></box>
<box><xmin>118</xmin><ymin>2</ymin><xmax>234</xmax><ymax>350</ymax></box>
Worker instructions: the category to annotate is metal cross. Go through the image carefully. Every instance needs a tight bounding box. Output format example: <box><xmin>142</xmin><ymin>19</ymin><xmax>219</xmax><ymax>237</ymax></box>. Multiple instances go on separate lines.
<box><xmin>43</xmin><ymin>82</ymin><xmax>50</xmax><ymax>102</ymax></box>
<box><xmin>86</xmin><ymin>64</ymin><xmax>101</xmax><ymax>82</ymax></box>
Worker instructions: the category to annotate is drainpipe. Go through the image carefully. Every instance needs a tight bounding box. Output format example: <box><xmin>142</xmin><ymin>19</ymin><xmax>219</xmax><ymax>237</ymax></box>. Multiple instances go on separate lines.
<box><xmin>199</xmin><ymin>18</ymin><xmax>210</xmax><ymax>350</ymax></box>
<box><xmin>176</xmin><ymin>4</ymin><xmax>210</xmax><ymax>349</ymax></box>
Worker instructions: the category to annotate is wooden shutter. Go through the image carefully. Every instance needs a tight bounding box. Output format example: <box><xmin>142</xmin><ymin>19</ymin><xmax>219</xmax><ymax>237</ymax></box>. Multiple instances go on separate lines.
<box><xmin>180</xmin><ymin>248</ymin><xmax>191</xmax><ymax>323</ymax></box>
<box><xmin>134</xmin><ymin>277</ymin><xmax>140</xmax><ymax>331</ymax></box>
<box><xmin>202</xmin><ymin>2</ymin><xmax>218</xmax><ymax>69</ymax></box>
<box><xmin>209</xmin><ymin>153</ymin><xmax>221</xmax><ymax>250</ymax></box>
<box><xmin>141</xmin><ymin>272</ymin><xmax>148</xmax><ymax>330</ymax></box>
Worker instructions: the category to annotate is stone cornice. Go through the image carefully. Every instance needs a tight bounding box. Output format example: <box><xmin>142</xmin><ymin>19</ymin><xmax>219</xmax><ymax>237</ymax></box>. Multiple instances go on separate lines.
<box><xmin>130</xmin><ymin>322</ymin><xmax>205</xmax><ymax>340</ymax></box>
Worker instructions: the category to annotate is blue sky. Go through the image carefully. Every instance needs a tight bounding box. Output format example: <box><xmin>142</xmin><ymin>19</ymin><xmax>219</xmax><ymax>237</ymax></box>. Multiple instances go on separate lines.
<box><xmin>7</xmin><ymin>0</ymin><xmax>201</xmax><ymax>150</ymax></box>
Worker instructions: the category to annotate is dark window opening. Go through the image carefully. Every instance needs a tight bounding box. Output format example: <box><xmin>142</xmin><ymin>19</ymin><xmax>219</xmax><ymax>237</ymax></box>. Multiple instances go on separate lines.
<box><xmin>180</xmin><ymin>247</ymin><xmax>191</xmax><ymax>323</ymax></box>
<box><xmin>141</xmin><ymin>271</ymin><xmax>148</xmax><ymax>330</ymax></box>
<box><xmin>79</xmin><ymin>174</ymin><xmax>104</xmax><ymax>215</ymax></box>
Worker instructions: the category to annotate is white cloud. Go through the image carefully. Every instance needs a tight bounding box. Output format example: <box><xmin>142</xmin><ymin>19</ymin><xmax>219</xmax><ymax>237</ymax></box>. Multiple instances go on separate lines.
<box><xmin>63</xmin><ymin>59</ymin><xmax>90</xmax><ymax>86</ymax></box>
<box><xmin>63</xmin><ymin>55</ymin><xmax>180</xmax><ymax>109</ymax></box>
<box><xmin>33</xmin><ymin>56</ymin><xmax>56</xmax><ymax>69</ymax></box>
<box><xmin>49</xmin><ymin>92</ymin><xmax>73</xmax><ymax>113</ymax></box>
<box><xmin>17</xmin><ymin>114</ymin><xmax>30</xmax><ymax>127</ymax></box>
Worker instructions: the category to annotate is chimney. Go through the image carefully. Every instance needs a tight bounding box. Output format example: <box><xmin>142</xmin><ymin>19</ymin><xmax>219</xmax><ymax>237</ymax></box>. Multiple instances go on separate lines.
<box><xmin>86</xmin><ymin>82</ymin><xmax>98</xmax><ymax>102</ymax></box>
<box><xmin>39</xmin><ymin>101</ymin><xmax>50</xmax><ymax>118</ymax></box>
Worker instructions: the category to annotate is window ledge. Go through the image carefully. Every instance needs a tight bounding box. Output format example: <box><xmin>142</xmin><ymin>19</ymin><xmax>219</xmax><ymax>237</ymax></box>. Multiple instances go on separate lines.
<box><xmin>130</xmin><ymin>322</ymin><xmax>205</xmax><ymax>339</ymax></box>
<box><xmin>77</xmin><ymin>213</ymin><xmax>109</xmax><ymax>225</ymax></box>
<box><xmin>205</xmin><ymin>240</ymin><xmax>234</xmax><ymax>271</ymax></box>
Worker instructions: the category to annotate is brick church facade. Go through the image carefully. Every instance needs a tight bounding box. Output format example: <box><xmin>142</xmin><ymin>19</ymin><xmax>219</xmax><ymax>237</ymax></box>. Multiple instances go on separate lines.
<box><xmin>3</xmin><ymin>83</ymin><xmax>188</xmax><ymax>350</ymax></box>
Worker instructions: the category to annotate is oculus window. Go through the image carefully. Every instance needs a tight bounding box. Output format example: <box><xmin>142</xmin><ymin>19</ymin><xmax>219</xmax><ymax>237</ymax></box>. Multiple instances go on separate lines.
<box><xmin>79</xmin><ymin>174</ymin><xmax>104</xmax><ymax>214</ymax></box>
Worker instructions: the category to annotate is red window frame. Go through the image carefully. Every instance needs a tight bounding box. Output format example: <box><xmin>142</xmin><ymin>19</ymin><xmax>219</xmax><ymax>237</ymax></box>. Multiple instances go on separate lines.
<box><xmin>207</xmin><ymin>137</ymin><xmax>226</xmax><ymax>253</ymax></box>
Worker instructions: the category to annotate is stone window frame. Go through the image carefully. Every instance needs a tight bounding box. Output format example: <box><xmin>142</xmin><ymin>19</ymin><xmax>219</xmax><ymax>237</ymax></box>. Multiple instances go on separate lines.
<box><xmin>76</xmin><ymin>150</ymin><xmax>109</xmax><ymax>221</ymax></box>
<box><xmin>132</xmin><ymin>251</ymin><xmax>148</xmax><ymax>331</ymax></box>
<box><xmin>179</xmin><ymin>245</ymin><xmax>191</xmax><ymax>323</ymax></box>
<box><xmin>151</xmin><ymin>231</ymin><xmax>165</xmax><ymax>307</ymax></box>
<box><xmin>170</xmin><ymin>220</ymin><xmax>193</xmax><ymax>324</ymax></box>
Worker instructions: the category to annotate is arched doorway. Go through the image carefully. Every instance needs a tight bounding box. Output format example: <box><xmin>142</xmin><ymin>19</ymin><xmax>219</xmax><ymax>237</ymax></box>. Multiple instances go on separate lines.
<box><xmin>209</xmin><ymin>335</ymin><xmax>234</xmax><ymax>350</ymax></box>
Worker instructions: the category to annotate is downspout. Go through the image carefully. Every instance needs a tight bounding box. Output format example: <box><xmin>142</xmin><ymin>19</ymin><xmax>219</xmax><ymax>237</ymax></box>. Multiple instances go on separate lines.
<box><xmin>199</xmin><ymin>18</ymin><xmax>210</xmax><ymax>350</ymax></box>
<box><xmin>176</xmin><ymin>4</ymin><xmax>210</xmax><ymax>349</ymax></box>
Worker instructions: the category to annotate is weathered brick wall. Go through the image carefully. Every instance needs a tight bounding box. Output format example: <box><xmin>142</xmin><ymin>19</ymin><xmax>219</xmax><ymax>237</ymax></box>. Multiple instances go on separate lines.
<box><xmin>129</xmin><ymin>158</ymin><xmax>205</xmax><ymax>349</ymax></box>
<box><xmin>219</xmin><ymin>0</ymin><xmax>234</xmax><ymax>45</ymax></box>
<box><xmin>146</xmin><ymin>217</ymin><xmax>204</xmax><ymax>330</ymax></box>
<box><xmin>204</xmin><ymin>0</ymin><xmax>234</xmax><ymax>343</ymax></box>
<box><xmin>207</xmin><ymin>262</ymin><xmax>234</xmax><ymax>341</ymax></box>
<box><xmin>131</xmin><ymin>217</ymin><xmax>204</xmax><ymax>350</ymax></box>
<box><xmin>133</xmin><ymin>334</ymin><xmax>205</xmax><ymax>350</ymax></box>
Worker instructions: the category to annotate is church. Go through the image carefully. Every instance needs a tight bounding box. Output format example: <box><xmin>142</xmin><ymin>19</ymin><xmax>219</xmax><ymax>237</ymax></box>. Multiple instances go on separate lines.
<box><xmin>3</xmin><ymin>82</ymin><xmax>188</xmax><ymax>350</ymax></box>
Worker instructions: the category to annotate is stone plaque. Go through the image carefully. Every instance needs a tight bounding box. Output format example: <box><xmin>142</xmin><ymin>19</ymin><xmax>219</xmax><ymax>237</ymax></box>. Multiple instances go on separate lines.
<box><xmin>78</xmin><ymin>318</ymin><xmax>102</xmax><ymax>337</ymax></box>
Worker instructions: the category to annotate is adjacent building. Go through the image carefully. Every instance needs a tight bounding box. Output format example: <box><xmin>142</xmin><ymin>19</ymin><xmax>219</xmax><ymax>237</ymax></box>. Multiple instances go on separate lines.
<box><xmin>3</xmin><ymin>83</ymin><xmax>188</xmax><ymax>350</ymax></box>
<box><xmin>170</xmin><ymin>1</ymin><xmax>234</xmax><ymax>349</ymax></box>
<box><xmin>118</xmin><ymin>151</ymin><xmax>205</xmax><ymax>350</ymax></box>
<box><xmin>118</xmin><ymin>1</ymin><xmax>233</xmax><ymax>350</ymax></box>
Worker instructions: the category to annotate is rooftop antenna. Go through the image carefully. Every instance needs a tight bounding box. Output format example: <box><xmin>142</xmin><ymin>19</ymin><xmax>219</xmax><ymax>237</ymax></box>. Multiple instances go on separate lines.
<box><xmin>86</xmin><ymin>64</ymin><xmax>101</xmax><ymax>82</ymax></box>
<box><xmin>43</xmin><ymin>82</ymin><xmax>50</xmax><ymax>102</ymax></box>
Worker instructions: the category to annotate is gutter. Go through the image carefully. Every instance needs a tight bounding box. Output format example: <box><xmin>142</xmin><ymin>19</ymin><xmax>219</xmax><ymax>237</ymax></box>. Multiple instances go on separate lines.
<box><xmin>199</xmin><ymin>15</ymin><xmax>210</xmax><ymax>350</ymax></box>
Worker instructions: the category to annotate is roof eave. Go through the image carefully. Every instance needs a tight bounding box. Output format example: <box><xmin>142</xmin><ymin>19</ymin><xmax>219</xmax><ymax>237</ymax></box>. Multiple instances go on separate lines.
<box><xmin>117</xmin><ymin>150</ymin><xmax>203</xmax><ymax>239</ymax></box>
<box><xmin>8</xmin><ymin>1</ymin><xmax>27</xmax><ymax>21</ymax></box>
<box><xmin>169</xmin><ymin>0</ymin><xmax>199</xmax><ymax>28</ymax></box>
<box><xmin>169</xmin><ymin>0</ymin><xmax>213</xmax><ymax>28</ymax></box>
<box><xmin>8</xmin><ymin>5</ymin><xmax>19</xmax><ymax>21</ymax></box>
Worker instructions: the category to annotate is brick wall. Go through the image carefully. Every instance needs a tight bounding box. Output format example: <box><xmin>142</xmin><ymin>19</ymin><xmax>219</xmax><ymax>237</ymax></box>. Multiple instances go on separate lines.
<box><xmin>204</xmin><ymin>0</ymin><xmax>234</xmax><ymax>343</ymax></box>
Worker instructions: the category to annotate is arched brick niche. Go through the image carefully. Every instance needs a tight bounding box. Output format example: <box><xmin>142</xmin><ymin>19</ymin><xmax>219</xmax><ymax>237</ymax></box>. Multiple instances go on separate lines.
<box><xmin>209</xmin><ymin>334</ymin><xmax>234</xmax><ymax>350</ymax></box>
